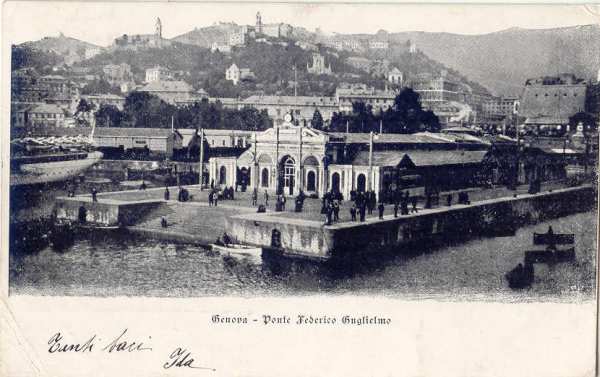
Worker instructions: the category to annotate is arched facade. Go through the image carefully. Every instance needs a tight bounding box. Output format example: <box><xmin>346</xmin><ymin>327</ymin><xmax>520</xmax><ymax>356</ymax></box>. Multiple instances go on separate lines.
<box><xmin>306</xmin><ymin>170</ymin><xmax>316</xmax><ymax>191</ymax></box>
<box><xmin>219</xmin><ymin>166</ymin><xmax>227</xmax><ymax>185</ymax></box>
<box><xmin>261</xmin><ymin>167</ymin><xmax>270</xmax><ymax>188</ymax></box>
<box><xmin>356</xmin><ymin>173</ymin><xmax>366</xmax><ymax>192</ymax></box>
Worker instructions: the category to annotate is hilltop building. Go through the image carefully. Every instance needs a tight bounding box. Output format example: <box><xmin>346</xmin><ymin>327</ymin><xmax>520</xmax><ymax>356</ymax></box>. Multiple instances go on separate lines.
<box><xmin>112</xmin><ymin>17</ymin><xmax>171</xmax><ymax>49</ymax></box>
<box><xmin>409</xmin><ymin>40</ymin><xmax>417</xmax><ymax>54</ymax></box>
<box><xmin>519</xmin><ymin>74</ymin><xmax>587</xmax><ymax>130</ymax></box>
<box><xmin>307</xmin><ymin>53</ymin><xmax>332</xmax><ymax>75</ymax></box>
<box><xmin>229</xmin><ymin>31</ymin><xmax>246</xmax><ymax>46</ymax></box>
<box><xmin>211</xmin><ymin>42</ymin><xmax>232</xmax><ymax>53</ymax></box>
<box><xmin>254</xmin><ymin>11</ymin><xmax>293</xmax><ymax>38</ymax></box>
<box><xmin>368</xmin><ymin>40</ymin><xmax>389</xmax><ymax>50</ymax></box>
<box><xmin>84</xmin><ymin>47</ymin><xmax>102</xmax><ymax>60</ymax></box>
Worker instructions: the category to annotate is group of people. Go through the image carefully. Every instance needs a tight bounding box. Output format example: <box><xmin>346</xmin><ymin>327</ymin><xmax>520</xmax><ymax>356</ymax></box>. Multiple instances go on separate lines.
<box><xmin>207</xmin><ymin>189</ymin><xmax>218</xmax><ymax>206</ymax></box>
<box><xmin>251</xmin><ymin>188</ymin><xmax>270</xmax><ymax>207</ymax></box>
<box><xmin>322</xmin><ymin>197</ymin><xmax>341</xmax><ymax>225</ymax></box>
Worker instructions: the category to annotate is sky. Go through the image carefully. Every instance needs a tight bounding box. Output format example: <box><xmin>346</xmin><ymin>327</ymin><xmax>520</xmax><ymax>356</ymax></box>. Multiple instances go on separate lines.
<box><xmin>3</xmin><ymin>2</ymin><xmax>600</xmax><ymax>46</ymax></box>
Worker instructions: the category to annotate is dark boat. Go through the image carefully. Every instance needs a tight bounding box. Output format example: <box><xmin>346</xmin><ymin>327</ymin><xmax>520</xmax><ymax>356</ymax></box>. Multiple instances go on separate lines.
<box><xmin>506</xmin><ymin>262</ymin><xmax>534</xmax><ymax>289</ymax></box>
<box><xmin>524</xmin><ymin>247</ymin><xmax>576</xmax><ymax>264</ymax></box>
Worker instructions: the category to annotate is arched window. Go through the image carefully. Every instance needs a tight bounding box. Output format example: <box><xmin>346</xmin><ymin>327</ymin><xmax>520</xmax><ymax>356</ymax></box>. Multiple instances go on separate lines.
<box><xmin>331</xmin><ymin>172</ymin><xmax>341</xmax><ymax>193</ymax></box>
<box><xmin>219</xmin><ymin>166</ymin><xmax>227</xmax><ymax>185</ymax></box>
<box><xmin>356</xmin><ymin>174</ymin><xmax>366</xmax><ymax>192</ymax></box>
<box><xmin>261</xmin><ymin>168</ymin><xmax>269</xmax><ymax>188</ymax></box>
<box><xmin>307</xmin><ymin>171</ymin><xmax>316</xmax><ymax>191</ymax></box>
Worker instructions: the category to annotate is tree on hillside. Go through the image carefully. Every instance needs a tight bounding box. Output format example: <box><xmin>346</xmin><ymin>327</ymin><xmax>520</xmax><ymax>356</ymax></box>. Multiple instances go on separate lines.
<box><xmin>122</xmin><ymin>91</ymin><xmax>176</xmax><ymax>128</ymax></box>
<box><xmin>311</xmin><ymin>109</ymin><xmax>324</xmax><ymax>130</ymax></box>
<box><xmin>95</xmin><ymin>104</ymin><xmax>123</xmax><ymax>127</ymax></box>
<box><xmin>81</xmin><ymin>79</ymin><xmax>121</xmax><ymax>95</ymax></box>
<box><xmin>73</xmin><ymin>98</ymin><xmax>96</xmax><ymax>126</ymax></box>
<box><xmin>420</xmin><ymin>109</ymin><xmax>441</xmax><ymax>133</ymax></box>
<box><xmin>75</xmin><ymin>98</ymin><xmax>95</xmax><ymax>115</ymax></box>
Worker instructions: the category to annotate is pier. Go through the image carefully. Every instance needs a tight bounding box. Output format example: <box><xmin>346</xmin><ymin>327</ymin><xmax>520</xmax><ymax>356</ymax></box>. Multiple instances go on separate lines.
<box><xmin>54</xmin><ymin>183</ymin><xmax>596</xmax><ymax>261</ymax></box>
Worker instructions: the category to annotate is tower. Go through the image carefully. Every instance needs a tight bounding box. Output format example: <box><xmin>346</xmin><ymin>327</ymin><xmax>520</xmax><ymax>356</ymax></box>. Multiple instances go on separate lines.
<box><xmin>256</xmin><ymin>12</ymin><xmax>262</xmax><ymax>34</ymax></box>
<box><xmin>155</xmin><ymin>17</ymin><xmax>162</xmax><ymax>38</ymax></box>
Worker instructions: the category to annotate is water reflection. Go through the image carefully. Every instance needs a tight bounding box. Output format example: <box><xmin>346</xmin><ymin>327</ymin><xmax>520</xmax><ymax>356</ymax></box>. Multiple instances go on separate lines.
<box><xmin>9</xmin><ymin>211</ymin><xmax>597</xmax><ymax>301</ymax></box>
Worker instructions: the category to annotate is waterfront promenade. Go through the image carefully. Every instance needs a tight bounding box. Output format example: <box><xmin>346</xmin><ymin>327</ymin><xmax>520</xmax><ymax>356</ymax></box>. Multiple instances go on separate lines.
<box><xmin>54</xmin><ymin>180</ymin><xmax>586</xmax><ymax>258</ymax></box>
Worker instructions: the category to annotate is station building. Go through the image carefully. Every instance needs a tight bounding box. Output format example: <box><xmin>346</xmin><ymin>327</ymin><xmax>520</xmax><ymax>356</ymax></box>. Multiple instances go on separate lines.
<box><xmin>207</xmin><ymin>113</ymin><xmax>495</xmax><ymax>199</ymax></box>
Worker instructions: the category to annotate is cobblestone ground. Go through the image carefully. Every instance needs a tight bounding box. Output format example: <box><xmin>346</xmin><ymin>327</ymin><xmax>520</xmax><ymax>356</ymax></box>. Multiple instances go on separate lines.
<box><xmin>95</xmin><ymin>180</ymin><xmax>570</xmax><ymax>225</ymax></box>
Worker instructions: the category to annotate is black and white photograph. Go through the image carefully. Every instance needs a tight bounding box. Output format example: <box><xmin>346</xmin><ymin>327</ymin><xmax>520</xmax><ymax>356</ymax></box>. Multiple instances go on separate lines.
<box><xmin>2</xmin><ymin>2</ymin><xmax>599</xmax><ymax>376</ymax></box>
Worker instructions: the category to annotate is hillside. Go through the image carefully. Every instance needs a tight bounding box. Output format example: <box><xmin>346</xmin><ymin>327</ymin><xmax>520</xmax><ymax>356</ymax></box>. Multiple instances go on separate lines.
<box><xmin>72</xmin><ymin>36</ymin><xmax>480</xmax><ymax>100</ymax></box>
<box><xmin>19</xmin><ymin>33</ymin><xmax>101</xmax><ymax>65</ymax></box>
<box><xmin>73</xmin><ymin>39</ymin><xmax>385</xmax><ymax>97</ymax></box>
<box><xmin>171</xmin><ymin>23</ymin><xmax>238</xmax><ymax>47</ymax></box>
<box><xmin>384</xmin><ymin>24</ymin><xmax>600</xmax><ymax>96</ymax></box>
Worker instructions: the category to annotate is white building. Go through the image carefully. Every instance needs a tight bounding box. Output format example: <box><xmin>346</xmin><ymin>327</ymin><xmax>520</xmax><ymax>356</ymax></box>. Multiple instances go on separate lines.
<box><xmin>211</xmin><ymin>42</ymin><xmax>232</xmax><ymax>53</ymax></box>
<box><xmin>368</xmin><ymin>40</ymin><xmax>389</xmax><ymax>49</ymax></box>
<box><xmin>307</xmin><ymin>53</ymin><xmax>332</xmax><ymax>75</ymax></box>
<box><xmin>388</xmin><ymin>67</ymin><xmax>403</xmax><ymax>86</ymax></box>
<box><xmin>225</xmin><ymin>63</ymin><xmax>254</xmax><ymax>85</ymax></box>
<box><xmin>84</xmin><ymin>47</ymin><xmax>102</xmax><ymax>60</ymax></box>
<box><xmin>145</xmin><ymin>66</ymin><xmax>173</xmax><ymax>83</ymax></box>
<box><xmin>229</xmin><ymin>31</ymin><xmax>246</xmax><ymax>47</ymax></box>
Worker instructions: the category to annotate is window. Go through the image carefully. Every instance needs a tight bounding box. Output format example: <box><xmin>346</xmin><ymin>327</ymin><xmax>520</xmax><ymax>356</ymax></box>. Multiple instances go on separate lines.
<box><xmin>222</xmin><ymin>140</ymin><xmax>226</xmax><ymax>146</ymax></box>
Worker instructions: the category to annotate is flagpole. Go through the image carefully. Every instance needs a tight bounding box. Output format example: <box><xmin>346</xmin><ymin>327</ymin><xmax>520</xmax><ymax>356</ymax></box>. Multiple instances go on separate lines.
<box><xmin>199</xmin><ymin>128</ymin><xmax>204</xmax><ymax>190</ymax></box>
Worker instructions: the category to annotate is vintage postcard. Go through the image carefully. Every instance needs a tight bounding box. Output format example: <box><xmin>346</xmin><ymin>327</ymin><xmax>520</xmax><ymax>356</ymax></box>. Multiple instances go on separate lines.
<box><xmin>1</xmin><ymin>2</ymin><xmax>598</xmax><ymax>376</ymax></box>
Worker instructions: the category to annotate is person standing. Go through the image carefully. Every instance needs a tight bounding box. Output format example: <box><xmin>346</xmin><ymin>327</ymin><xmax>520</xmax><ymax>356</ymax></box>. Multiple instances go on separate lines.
<box><xmin>208</xmin><ymin>191</ymin><xmax>214</xmax><ymax>206</ymax></box>
<box><xmin>325</xmin><ymin>203</ymin><xmax>333</xmax><ymax>225</ymax></box>
<box><xmin>164</xmin><ymin>186</ymin><xmax>170</xmax><ymax>201</ymax></box>
<box><xmin>252</xmin><ymin>188</ymin><xmax>258</xmax><ymax>206</ymax></box>
<box><xmin>264</xmin><ymin>190</ymin><xmax>269</xmax><ymax>206</ymax></box>
<box><xmin>281</xmin><ymin>193</ymin><xmax>286</xmax><ymax>211</ymax></box>
<box><xmin>333</xmin><ymin>200</ymin><xmax>340</xmax><ymax>222</ymax></box>
<box><xmin>378</xmin><ymin>202</ymin><xmax>385</xmax><ymax>220</ymax></box>
<box><xmin>394</xmin><ymin>201</ymin><xmax>399</xmax><ymax>218</ymax></box>
<box><xmin>411</xmin><ymin>195</ymin><xmax>418</xmax><ymax>213</ymax></box>
<box><xmin>359</xmin><ymin>202</ymin><xmax>366</xmax><ymax>222</ymax></box>
<box><xmin>350</xmin><ymin>204</ymin><xmax>357</xmax><ymax>221</ymax></box>
<box><xmin>403</xmin><ymin>191</ymin><xmax>410</xmax><ymax>215</ymax></box>
<box><xmin>214</xmin><ymin>193</ymin><xmax>218</xmax><ymax>207</ymax></box>
<box><xmin>91</xmin><ymin>187</ymin><xmax>98</xmax><ymax>202</ymax></box>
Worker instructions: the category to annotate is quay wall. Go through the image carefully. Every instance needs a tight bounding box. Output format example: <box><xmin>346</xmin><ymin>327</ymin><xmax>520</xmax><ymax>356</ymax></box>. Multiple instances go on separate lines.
<box><xmin>225</xmin><ymin>216</ymin><xmax>334</xmax><ymax>260</ymax></box>
<box><xmin>227</xmin><ymin>185</ymin><xmax>596</xmax><ymax>260</ymax></box>
<box><xmin>54</xmin><ymin>197</ymin><xmax>163</xmax><ymax>226</ymax></box>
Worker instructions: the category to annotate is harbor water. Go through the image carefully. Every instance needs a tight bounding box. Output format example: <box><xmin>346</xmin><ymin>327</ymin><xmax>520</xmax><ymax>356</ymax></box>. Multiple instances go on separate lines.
<box><xmin>9</xmin><ymin>209</ymin><xmax>596</xmax><ymax>301</ymax></box>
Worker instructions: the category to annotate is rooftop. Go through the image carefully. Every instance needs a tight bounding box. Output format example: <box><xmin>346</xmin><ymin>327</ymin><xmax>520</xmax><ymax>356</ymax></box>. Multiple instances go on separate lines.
<box><xmin>352</xmin><ymin>149</ymin><xmax>488</xmax><ymax>167</ymax></box>
<box><xmin>140</xmin><ymin>80</ymin><xmax>194</xmax><ymax>93</ymax></box>
<box><xmin>94</xmin><ymin>127</ymin><xmax>180</xmax><ymax>138</ymax></box>
<box><xmin>30</xmin><ymin>103</ymin><xmax>64</xmax><ymax>114</ymax></box>
<box><xmin>243</xmin><ymin>95</ymin><xmax>338</xmax><ymax>107</ymax></box>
